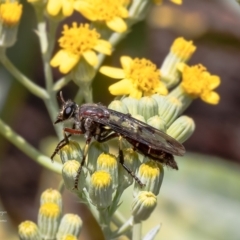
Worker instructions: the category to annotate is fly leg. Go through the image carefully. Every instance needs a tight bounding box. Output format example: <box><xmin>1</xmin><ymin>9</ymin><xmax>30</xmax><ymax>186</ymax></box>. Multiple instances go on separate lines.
<box><xmin>51</xmin><ymin>127</ymin><xmax>83</xmax><ymax>160</ymax></box>
<box><xmin>97</xmin><ymin>132</ymin><xmax>144</xmax><ymax>187</ymax></box>
<box><xmin>118</xmin><ymin>136</ymin><xmax>144</xmax><ymax>187</ymax></box>
<box><xmin>73</xmin><ymin>138</ymin><xmax>91</xmax><ymax>190</ymax></box>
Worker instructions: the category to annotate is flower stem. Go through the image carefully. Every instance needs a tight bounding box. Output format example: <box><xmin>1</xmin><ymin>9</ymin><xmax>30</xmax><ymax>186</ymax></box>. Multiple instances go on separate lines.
<box><xmin>0</xmin><ymin>118</ymin><xmax>62</xmax><ymax>174</ymax></box>
<box><xmin>36</xmin><ymin>13</ymin><xmax>62</xmax><ymax>138</ymax></box>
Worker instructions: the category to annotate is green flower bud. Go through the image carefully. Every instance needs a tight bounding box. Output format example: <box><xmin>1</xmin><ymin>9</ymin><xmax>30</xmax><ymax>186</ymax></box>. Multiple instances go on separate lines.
<box><xmin>108</xmin><ymin>100</ymin><xmax>129</xmax><ymax>114</ymax></box>
<box><xmin>138</xmin><ymin>97</ymin><xmax>158</xmax><ymax>120</ymax></box>
<box><xmin>87</xmin><ymin>142</ymin><xmax>109</xmax><ymax>173</ymax></box>
<box><xmin>167</xmin><ymin>115</ymin><xmax>195</xmax><ymax>143</ymax></box>
<box><xmin>152</xmin><ymin>95</ymin><xmax>182</xmax><ymax>127</ymax></box>
<box><xmin>38</xmin><ymin>203</ymin><xmax>61</xmax><ymax>239</ymax></box>
<box><xmin>134</xmin><ymin>160</ymin><xmax>164</xmax><ymax>197</ymax></box>
<box><xmin>118</xmin><ymin>148</ymin><xmax>139</xmax><ymax>190</ymax></box>
<box><xmin>147</xmin><ymin>115</ymin><xmax>166</xmax><ymax>132</ymax></box>
<box><xmin>62</xmin><ymin>160</ymin><xmax>86</xmax><ymax>192</ymax></box>
<box><xmin>97</xmin><ymin>153</ymin><xmax>118</xmax><ymax>189</ymax></box>
<box><xmin>89</xmin><ymin>171</ymin><xmax>113</xmax><ymax>209</ymax></box>
<box><xmin>132</xmin><ymin>114</ymin><xmax>146</xmax><ymax>123</ymax></box>
<box><xmin>18</xmin><ymin>221</ymin><xmax>41</xmax><ymax>240</ymax></box>
<box><xmin>56</xmin><ymin>214</ymin><xmax>82</xmax><ymax>240</ymax></box>
<box><xmin>132</xmin><ymin>191</ymin><xmax>157</xmax><ymax>222</ymax></box>
<box><xmin>40</xmin><ymin>189</ymin><xmax>62</xmax><ymax>210</ymax></box>
<box><xmin>121</xmin><ymin>97</ymin><xmax>139</xmax><ymax>115</ymax></box>
<box><xmin>59</xmin><ymin>140</ymin><xmax>83</xmax><ymax>164</ymax></box>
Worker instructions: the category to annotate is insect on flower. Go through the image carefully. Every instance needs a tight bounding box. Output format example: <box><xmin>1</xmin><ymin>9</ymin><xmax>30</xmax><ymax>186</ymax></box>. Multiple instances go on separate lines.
<box><xmin>51</xmin><ymin>92</ymin><xmax>185</xmax><ymax>189</ymax></box>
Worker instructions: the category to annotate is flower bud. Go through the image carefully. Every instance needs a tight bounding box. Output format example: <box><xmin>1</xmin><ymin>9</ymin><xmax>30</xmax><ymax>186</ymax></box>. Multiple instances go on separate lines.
<box><xmin>152</xmin><ymin>95</ymin><xmax>182</xmax><ymax>127</ymax></box>
<box><xmin>108</xmin><ymin>100</ymin><xmax>129</xmax><ymax>114</ymax></box>
<box><xmin>97</xmin><ymin>153</ymin><xmax>118</xmax><ymax>189</ymax></box>
<box><xmin>121</xmin><ymin>97</ymin><xmax>139</xmax><ymax>115</ymax></box>
<box><xmin>132</xmin><ymin>114</ymin><xmax>146</xmax><ymax>123</ymax></box>
<box><xmin>118</xmin><ymin>148</ymin><xmax>139</xmax><ymax>190</ymax></box>
<box><xmin>89</xmin><ymin>171</ymin><xmax>113</xmax><ymax>209</ymax></box>
<box><xmin>87</xmin><ymin>142</ymin><xmax>109</xmax><ymax>173</ymax></box>
<box><xmin>138</xmin><ymin>97</ymin><xmax>158</xmax><ymax>120</ymax></box>
<box><xmin>62</xmin><ymin>160</ymin><xmax>86</xmax><ymax>192</ymax></box>
<box><xmin>134</xmin><ymin>160</ymin><xmax>164</xmax><ymax>197</ymax></box>
<box><xmin>40</xmin><ymin>189</ymin><xmax>62</xmax><ymax>210</ymax></box>
<box><xmin>38</xmin><ymin>203</ymin><xmax>61</xmax><ymax>239</ymax></box>
<box><xmin>56</xmin><ymin>214</ymin><xmax>82</xmax><ymax>240</ymax></box>
<box><xmin>132</xmin><ymin>191</ymin><xmax>157</xmax><ymax>222</ymax></box>
<box><xmin>59</xmin><ymin>140</ymin><xmax>83</xmax><ymax>164</ymax></box>
<box><xmin>167</xmin><ymin>115</ymin><xmax>195</xmax><ymax>143</ymax></box>
<box><xmin>18</xmin><ymin>221</ymin><xmax>41</xmax><ymax>240</ymax></box>
<box><xmin>147</xmin><ymin>115</ymin><xmax>166</xmax><ymax>132</ymax></box>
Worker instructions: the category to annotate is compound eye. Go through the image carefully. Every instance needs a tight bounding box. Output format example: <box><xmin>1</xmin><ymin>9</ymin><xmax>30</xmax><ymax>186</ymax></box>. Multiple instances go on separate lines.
<box><xmin>64</xmin><ymin>106</ymin><xmax>73</xmax><ymax>118</ymax></box>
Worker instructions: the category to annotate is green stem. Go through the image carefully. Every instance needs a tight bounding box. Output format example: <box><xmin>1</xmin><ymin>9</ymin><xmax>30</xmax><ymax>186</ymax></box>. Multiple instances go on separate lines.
<box><xmin>0</xmin><ymin>50</ymin><xmax>48</xmax><ymax>100</ymax></box>
<box><xmin>98</xmin><ymin>208</ymin><xmax>111</xmax><ymax>239</ymax></box>
<box><xmin>0</xmin><ymin>118</ymin><xmax>62</xmax><ymax>174</ymax></box>
<box><xmin>132</xmin><ymin>221</ymin><xmax>142</xmax><ymax>240</ymax></box>
<box><xmin>36</xmin><ymin>13</ymin><xmax>62</xmax><ymax>138</ymax></box>
<box><xmin>53</xmin><ymin>74</ymin><xmax>71</xmax><ymax>92</ymax></box>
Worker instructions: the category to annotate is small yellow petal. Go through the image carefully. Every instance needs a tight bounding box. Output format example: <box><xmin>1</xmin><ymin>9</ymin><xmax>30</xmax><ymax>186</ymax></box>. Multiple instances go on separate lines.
<box><xmin>50</xmin><ymin>50</ymin><xmax>80</xmax><ymax>74</ymax></box>
<box><xmin>155</xmin><ymin>82</ymin><xmax>168</xmax><ymax>95</ymax></box>
<box><xmin>201</xmin><ymin>91</ymin><xmax>220</xmax><ymax>105</ymax></box>
<box><xmin>109</xmin><ymin>79</ymin><xmax>134</xmax><ymax>95</ymax></box>
<box><xmin>119</xmin><ymin>6</ymin><xmax>129</xmax><ymax>18</ymax></box>
<box><xmin>94</xmin><ymin>39</ymin><xmax>112</xmax><ymax>55</ymax></box>
<box><xmin>120</xmin><ymin>56</ymin><xmax>133</xmax><ymax>71</ymax></box>
<box><xmin>106</xmin><ymin>17</ymin><xmax>127</xmax><ymax>33</ymax></box>
<box><xmin>62</xmin><ymin>0</ymin><xmax>74</xmax><ymax>16</ymax></box>
<box><xmin>47</xmin><ymin>0</ymin><xmax>61</xmax><ymax>16</ymax></box>
<box><xmin>83</xmin><ymin>50</ymin><xmax>98</xmax><ymax>66</ymax></box>
<box><xmin>209</xmin><ymin>76</ymin><xmax>220</xmax><ymax>90</ymax></box>
<box><xmin>100</xmin><ymin>66</ymin><xmax>125</xmax><ymax>79</ymax></box>
<box><xmin>129</xmin><ymin>89</ymin><xmax>142</xmax><ymax>99</ymax></box>
<box><xmin>74</xmin><ymin>1</ymin><xmax>97</xmax><ymax>21</ymax></box>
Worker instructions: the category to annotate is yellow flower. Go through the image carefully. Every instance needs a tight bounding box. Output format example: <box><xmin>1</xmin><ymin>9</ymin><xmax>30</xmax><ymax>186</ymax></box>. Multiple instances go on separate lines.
<box><xmin>0</xmin><ymin>0</ymin><xmax>22</xmax><ymax>26</ymax></box>
<box><xmin>50</xmin><ymin>23</ymin><xmax>112</xmax><ymax>74</ymax></box>
<box><xmin>179</xmin><ymin>63</ymin><xmax>220</xmax><ymax>104</ymax></box>
<box><xmin>46</xmin><ymin>0</ymin><xmax>75</xmax><ymax>17</ymax></box>
<box><xmin>74</xmin><ymin>0</ymin><xmax>128</xmax><ymax>33</ymax></box>
<box><xmin>100</xmin><ymin>56</ymin><xmax>168</xmax><ymax>99</ymax></box>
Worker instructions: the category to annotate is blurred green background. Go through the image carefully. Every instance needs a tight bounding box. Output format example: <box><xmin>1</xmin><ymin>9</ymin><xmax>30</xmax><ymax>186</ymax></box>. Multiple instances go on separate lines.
<box><xmin>0</xmin><ymin>0</ymin><xmax>240</xmax><ymax>239</ymax></box>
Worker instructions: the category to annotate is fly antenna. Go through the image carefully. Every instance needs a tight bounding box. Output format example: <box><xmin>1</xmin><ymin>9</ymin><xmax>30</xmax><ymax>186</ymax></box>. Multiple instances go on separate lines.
<box><xmin>57</xmin><ymin>91</ymin><xmax>65</xmax><ymax>104</ymax></box>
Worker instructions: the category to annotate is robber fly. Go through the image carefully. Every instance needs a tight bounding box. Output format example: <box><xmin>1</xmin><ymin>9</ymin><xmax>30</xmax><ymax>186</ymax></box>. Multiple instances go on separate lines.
<box><xmin>51</xmin><ymin>92</ymin><xmax>185</xmax><ymax>189</ymax></box>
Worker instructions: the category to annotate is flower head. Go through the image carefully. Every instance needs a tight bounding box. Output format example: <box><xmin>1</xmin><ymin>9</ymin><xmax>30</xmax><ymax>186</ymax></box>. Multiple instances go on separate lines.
<box><xmin>74</xmin><ymin>0</ymin><xmax>129</xmax><ymax>33</ymax></box>
<box><xmin>50</xmin><ymin>23</ymin><xmax>112</xmax><ymax>74</ymax></box>
<box><xmin>100</xmin><ymin>56</ymin><xmax>168</xmax><ymax>99</ymax></box>
<box><xmin>0</xmin><ymin>0</ymin><xmax>22</xmax><ymax>27</ymax></box>
<box><xmin>179</xmin><ymin>63</ymin><xmax>220</xmax><ymax>104</ymax></box>
<box><xmin>18</xmin><ymin>221</ymin><xmax>41</xmax><ymax>240</ymax></box>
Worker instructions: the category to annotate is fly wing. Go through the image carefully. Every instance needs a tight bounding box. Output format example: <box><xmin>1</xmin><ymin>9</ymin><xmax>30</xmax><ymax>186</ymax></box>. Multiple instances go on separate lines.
<box><xmin>93</xmin><ymin>108</ymin><xmax>185</xmax><ymax>156</ymax></box>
